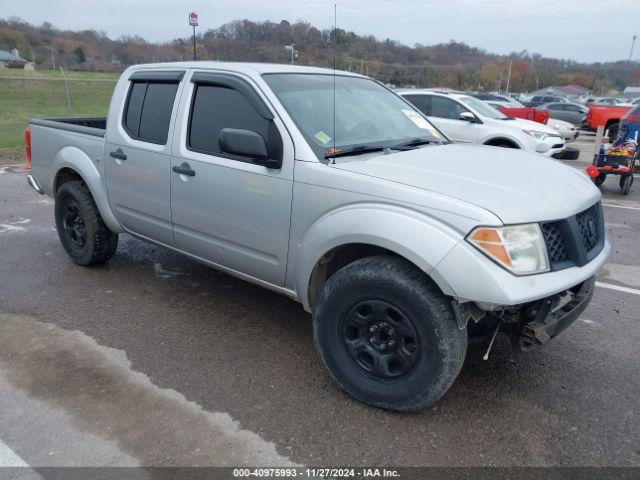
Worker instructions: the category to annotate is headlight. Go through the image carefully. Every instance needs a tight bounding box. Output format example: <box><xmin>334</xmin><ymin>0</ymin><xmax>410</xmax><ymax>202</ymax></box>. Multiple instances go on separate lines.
<box><xmin>522</xmin><ymin>129</ymin><xmax>549</xmax><ymax>140</ymax></box>
<box><xmin>467</xmin><ymin>224</ymin><xmax>549</xmax><ymax>275</ymax></box>
<box><xmin>550</xmin><ymin>123</ymin><xmax>561</xmax><ymax>130</ymax></box>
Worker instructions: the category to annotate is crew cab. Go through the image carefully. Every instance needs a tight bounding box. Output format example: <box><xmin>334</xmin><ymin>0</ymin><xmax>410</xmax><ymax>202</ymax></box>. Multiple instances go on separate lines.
<box><xmin>398</xmin><ymin>89</ymin><xmax>565</xmax><ymax>156</ymax></box>
<box><xmin>587</xmin><ymin>104</ymin><xmax>632</xmax><ymax>139</ymax></box>
<box><xmin>26</xmin><ymin>63</ymin><xmax>610</xmax><ymax>412</ymax></box>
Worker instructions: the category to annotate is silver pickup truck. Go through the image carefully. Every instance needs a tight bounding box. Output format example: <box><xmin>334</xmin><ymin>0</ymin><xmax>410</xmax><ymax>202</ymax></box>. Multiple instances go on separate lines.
<box><xmin>27</xmin><ymin>62</ymin><xmax>611</xmax><ymax>411</ymax></box>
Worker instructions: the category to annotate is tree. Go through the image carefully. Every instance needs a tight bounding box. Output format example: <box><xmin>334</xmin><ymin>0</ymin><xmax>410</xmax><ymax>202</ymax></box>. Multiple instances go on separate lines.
<box><xmin>74</xmin><ymin>46</ymin><xmax>86</xmax><ymax>63</ymax></box>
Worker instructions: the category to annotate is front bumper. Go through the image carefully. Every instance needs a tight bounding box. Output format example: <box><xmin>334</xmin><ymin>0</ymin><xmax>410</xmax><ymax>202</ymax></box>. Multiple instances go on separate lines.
<box><xmin>519</xmin><ymin>276</ymin><xmax>594</xmax><ymax>350</ymax></box>
<box><xmin>432</xmin><ymin>232</ymin><xmax>611</xmax><ymax>307</ymax></box>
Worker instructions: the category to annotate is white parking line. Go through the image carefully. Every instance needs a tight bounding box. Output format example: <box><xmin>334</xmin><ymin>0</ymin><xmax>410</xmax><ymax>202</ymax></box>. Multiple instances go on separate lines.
<box><xmin>602</xmin><ymin>203</ymin><xmax>640</xmax><ymax>211</ymax></box>
<box><xmin>595</xmin><ymin>281</ymin><xmax>640</xmax><ymax>296</ymax></box>
<box><xmin>0</xmin><ymin>438</ymin><xmax>28</xmax><ymax>467</ymax></box>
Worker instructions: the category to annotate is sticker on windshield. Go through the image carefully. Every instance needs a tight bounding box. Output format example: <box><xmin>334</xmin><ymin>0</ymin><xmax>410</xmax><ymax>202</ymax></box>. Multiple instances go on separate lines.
<box><xmin>402</xmin><ymin>109</ymin><xmax>441</xmax><ymax>138</ymax></box>
<box><xmin>314</xmin><ymin>130</ymin><xmax>332</xmax><ymax>145</ymax></box>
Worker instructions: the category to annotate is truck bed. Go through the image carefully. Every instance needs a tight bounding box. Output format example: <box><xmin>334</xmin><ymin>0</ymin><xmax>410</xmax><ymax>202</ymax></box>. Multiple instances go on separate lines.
<box><xmin>29</xmin><ymin>117</ymin><xmax>106</xmax><ymax>137</ymax></box>
<box><xmin>28</xmin><ymin>117</ymin><xmax>107</xmax><ymax>197</ymax></box>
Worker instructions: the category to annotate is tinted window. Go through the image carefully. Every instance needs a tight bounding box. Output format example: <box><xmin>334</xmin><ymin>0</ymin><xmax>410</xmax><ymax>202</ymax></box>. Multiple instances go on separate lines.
<box><xmin>403</xmin><ymin>94</ymin><xmax>430</xmax><ymax>115</ymax></box>
<box><xmin>430</xmin><ymin>96</ymin><xmax>464</xmax><ymax>120</ymax></box>
<box><xmin>189</xmin><ymin>84</ymin><xmax>282</xmax><ymax>160</ymax></box>
<box><xmin>547</xmin><ymin>103</ymin><xmax>564</xmax><ymax>111</ymax></box>
<box><xmin>123</xmin><ymin>81</ymin><xmax>179</xmax><ymax>144</ymax></box>
<box><xmin>124</xmin><ymin>82</ymin><xmax>146</xmax><ymax>137</ymax></box>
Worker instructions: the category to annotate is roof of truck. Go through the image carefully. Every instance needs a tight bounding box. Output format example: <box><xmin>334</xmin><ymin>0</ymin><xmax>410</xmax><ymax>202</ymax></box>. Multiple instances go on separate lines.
<box><xmin>126</xmin><ymin>61</ymin><xmax>364</xmax><ymax>77</ymax></box>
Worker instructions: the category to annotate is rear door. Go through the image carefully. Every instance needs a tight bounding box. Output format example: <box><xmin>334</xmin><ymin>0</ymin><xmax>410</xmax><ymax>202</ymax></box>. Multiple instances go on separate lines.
<box><xmin>105</xmin><ymin>70</ymin><xmax>184</xmax><ymax>245</ymax></box>
<box><xmin>169</xmin><ymin>71</ymin><xmax>294</xmax><ymax>286</ymax></box>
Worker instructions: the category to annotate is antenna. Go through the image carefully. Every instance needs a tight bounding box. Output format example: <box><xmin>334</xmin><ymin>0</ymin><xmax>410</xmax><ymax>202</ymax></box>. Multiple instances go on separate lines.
<box><xmin>332</xmin><ymin>3</ymin><xmax>337</xmax><ymax>165</ymax></box>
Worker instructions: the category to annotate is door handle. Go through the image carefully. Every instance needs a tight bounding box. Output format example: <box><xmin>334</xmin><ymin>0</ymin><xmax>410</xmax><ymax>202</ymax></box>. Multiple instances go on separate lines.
<box><xmin>110</xmin><ymin>149</ymin><xmax>127</xmax><ymax>161</ymax></box>
<box><xmin>172</xmin><ymin>163</ymin><xmax>196</xmax><ymax>177</ymax></box>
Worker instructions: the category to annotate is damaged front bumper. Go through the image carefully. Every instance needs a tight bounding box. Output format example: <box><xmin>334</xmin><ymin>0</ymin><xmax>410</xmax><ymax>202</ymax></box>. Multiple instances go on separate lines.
<box><xmin>519</xmin><ymin>276</ymin><xmax>594</xmax><ymax>351</ymax></box>
<box><xmin>456</xmin><ymin>276</ymin><xmax>596</xmax><ymax>352</ymax></box>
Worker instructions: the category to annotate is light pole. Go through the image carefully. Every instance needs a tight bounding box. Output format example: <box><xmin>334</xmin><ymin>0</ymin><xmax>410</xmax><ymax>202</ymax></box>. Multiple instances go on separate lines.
<box><xmin>629</xmin><ymin>34</ymin><xmax>638</xmax><ymax>62</ymax></box>
<box><xmin>285</xmin><ymin>45</ymin><xmax>297</xmax><ymax>65</ymax></box>
<box><xmin>189</xmin><ymin>12</ymin><xmax>199</xmax><ymax>61</ymax></box>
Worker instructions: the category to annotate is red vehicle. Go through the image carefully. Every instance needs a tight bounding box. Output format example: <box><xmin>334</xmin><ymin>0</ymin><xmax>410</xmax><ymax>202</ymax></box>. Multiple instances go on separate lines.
<box><xmin>496</xmin><ymin>106</ymin><xmax>549</xmax><ymax>124</ymax></box>
<box><xmin>586</xmin><ymin>105</ymin><xmax>632</xmax><ymax>138</ymax></box>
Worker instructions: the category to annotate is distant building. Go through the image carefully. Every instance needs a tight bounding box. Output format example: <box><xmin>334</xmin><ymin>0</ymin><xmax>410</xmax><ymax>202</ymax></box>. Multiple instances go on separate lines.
<box><xmin>622</xmin><ymin>86</ymin><xmax>640</xmax><ymax>99</ymax></box>
<box><xmin>0</xmin><ymin>49</ymin><xmax>28</xmax><ymax>69</ymax></box>
<box><xmin>529</xmin><ymin>84</ymin><xmax>590</xmax><ymax>100</ymax></box>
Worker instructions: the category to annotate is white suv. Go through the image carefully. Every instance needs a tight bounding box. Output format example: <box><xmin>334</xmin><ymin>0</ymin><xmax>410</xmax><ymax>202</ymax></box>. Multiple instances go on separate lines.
<box><xmin>398</xmin><ymin>89</ymin><xmax>566</xmax><ymax>157</ymax></box>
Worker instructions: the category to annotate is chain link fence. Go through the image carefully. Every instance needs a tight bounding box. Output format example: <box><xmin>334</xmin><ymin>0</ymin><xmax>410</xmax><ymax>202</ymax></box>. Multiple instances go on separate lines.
<box><xmin>0</xmin><ymin>75</ymin><xmax>117</xmax><ymax>161</ymax></box>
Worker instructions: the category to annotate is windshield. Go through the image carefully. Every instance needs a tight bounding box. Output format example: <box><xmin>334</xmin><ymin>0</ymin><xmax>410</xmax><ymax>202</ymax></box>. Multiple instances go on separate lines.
<box><xmin>263</xmin><ymin>74</ymin><xmax>445</xmax><ymax>159</ymax></box>
<box><xmin>458</xmin><ymin>95</ymin><xmax>509</xmax><ymax>119</ymax></box>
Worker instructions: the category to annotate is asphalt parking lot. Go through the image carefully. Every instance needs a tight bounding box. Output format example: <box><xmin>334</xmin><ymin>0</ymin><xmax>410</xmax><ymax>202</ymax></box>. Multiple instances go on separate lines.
<box><xmin>0</xmin><ymin>136</ymin><xmax>639</xmax><ymax>469</ymax></box>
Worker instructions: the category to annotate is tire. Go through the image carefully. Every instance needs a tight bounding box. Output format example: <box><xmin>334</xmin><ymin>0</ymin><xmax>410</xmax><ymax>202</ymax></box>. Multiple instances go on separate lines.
<box><xmin>559</xmin><ymin>148</ymin><xmax>580</xmax><ymax>160</ymax></box>
<box><xmin>620</xmin><ymin>175</ymin><xmax>633</xmax><ymax>195</ymax></box>
<box><xmin>313</xmin><ymin>255</ymin><xmax>467</xmax><ymax>412</ymax></box>
<box><xmin>55</xmin><ymin>181</ymin><xmax>118</xmax><ymax>265</ymax></box>
<box><xmin>594</xmin><ymin>174</ymin><xmax>606</xmax><ymax>187</ymax></box>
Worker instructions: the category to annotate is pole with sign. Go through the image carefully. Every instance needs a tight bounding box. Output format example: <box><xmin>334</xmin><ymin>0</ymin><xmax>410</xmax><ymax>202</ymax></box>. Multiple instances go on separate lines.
<box><xmin>189</xmin><ymin>12</ymin><xmax>198</xmax><ymax>60</ymax></box>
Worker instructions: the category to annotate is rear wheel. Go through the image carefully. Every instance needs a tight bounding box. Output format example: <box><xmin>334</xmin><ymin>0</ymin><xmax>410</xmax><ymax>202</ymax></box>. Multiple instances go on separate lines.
<box><xmin>55</xmin><ymin>181</ymin><xmax>118</xmax><ymax>265</ymax></box>
<box><xmin>620</xmin><ymin>175</ymin><xmax>633</xmax><ymax>195</ymax></box>
<box><xmin>313</xmin><ymin>255</ymin><xmax>467</xmax><ymax>412</ymax></box>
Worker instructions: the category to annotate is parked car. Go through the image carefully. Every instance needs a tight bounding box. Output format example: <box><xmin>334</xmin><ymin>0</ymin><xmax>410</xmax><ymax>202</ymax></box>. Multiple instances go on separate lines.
<box><xmin>527</xmin><ymin>95</ymin><xmax>567</xmax><ymax>107</ymax></box>
<box><xmin>547</xmin><ymin>118</ymin><xmax>579</xmax><ymax>141</ymax></box>
<box><xmin>484</xmin><ymin>100</ymin><xmax>549</xmax><ymax>125</ymax></box>
<box><xmin>26</xmin><ymin>62</ymin><xmax>609</xmax><ymax>412</ymax></box>
<box><xmin>538</xmin><ymin>102</ymin><xmax>587</xmax><ymax>128</ymax></box>
<box><xmin>398</xmin><ymin>89</ymin><xmax>565</xmax><ymax>156</ymax></box>
<box><xmin>586</xmin><ymin>104</ymin><xmax>632</xmax><ymax>139</ymax></box>
<box><xmin>471</xmin><ymin>93</ymin><xmax>523</xmax><ymax>107</ymax></box>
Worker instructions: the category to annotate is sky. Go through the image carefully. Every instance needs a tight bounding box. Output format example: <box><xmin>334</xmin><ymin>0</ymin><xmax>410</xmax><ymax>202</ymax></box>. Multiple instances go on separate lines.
<box><xmin>4</xmin><ymin>0</ymin><xmax>639</xmax><ymax>63</ymax></box>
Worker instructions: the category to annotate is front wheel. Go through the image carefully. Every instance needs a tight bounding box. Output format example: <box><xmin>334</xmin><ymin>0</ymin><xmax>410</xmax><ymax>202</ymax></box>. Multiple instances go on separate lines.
<box><xmin>55</xmin><ymin>181</ymin><xmax>118</xmax><ymax>265</ymax></box>
<box><xmin>313</xmin><ymin>256</ymin><xmax>467</xmax><ymax>412</ymax></box>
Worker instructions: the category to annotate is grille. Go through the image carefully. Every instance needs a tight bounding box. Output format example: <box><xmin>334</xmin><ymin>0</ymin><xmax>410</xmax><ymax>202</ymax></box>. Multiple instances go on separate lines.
<box><xmin>541</xmin><ymin>202</ymin><xmax>603</xmax><ymax>271</ymax></box>
<box><xmin>576</xmin><ymin>203</ymin><xmax>600</xmax><ymax>252</ymax></box>
<box><xmin>541</xmin><ymin>222</ymin><xmax>568</xmax><ymax>263</ymax></box>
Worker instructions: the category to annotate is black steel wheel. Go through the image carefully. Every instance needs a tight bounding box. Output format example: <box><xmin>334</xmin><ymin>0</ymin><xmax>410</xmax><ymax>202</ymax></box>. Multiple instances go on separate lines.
<box><xmin>342</xmin><ymin>300</ymin><xmax>420</xmax><ymax>380</ymax></box>
<box><xmin>61</xmin><ymin>198</ymin><xmax>87</xmax><ymax>249</ymax></box>
<box><xmin>313</xmin><ymin>255</ymin><xmax>467</xmax><ymax>412</ymax></box>
<box><xmin>55</xmin><ymin>181</ymin><xmax>118</xmax><ymax>265</ymax></box>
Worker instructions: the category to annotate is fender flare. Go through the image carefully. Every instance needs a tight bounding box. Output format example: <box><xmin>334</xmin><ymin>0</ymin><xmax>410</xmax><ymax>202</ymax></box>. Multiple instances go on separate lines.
<box><xmin>51</xmin><ymin>146</ymin><xmax>124</xmax><ymax>233</ymax></box>
<box><xmin>291</xmin><ymin>203</ymin><xmax>463</xmax><ymax>311</ymax></box>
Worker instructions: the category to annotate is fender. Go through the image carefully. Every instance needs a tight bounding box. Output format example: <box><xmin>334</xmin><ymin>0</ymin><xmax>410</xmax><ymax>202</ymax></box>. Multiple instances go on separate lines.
<box><xmin>51</xmin><ymin>146</ymin><xmax>124</xmax><ymax>233</ymax></box>
<box><xmin>292</xmin><ymin>203</ymin><xmax>464</xmax><ymax>311</ymax></box>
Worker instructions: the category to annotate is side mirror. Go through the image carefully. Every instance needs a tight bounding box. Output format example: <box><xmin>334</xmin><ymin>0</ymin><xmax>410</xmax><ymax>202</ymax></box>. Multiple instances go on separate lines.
<box><xmin>459</xmin><ymin>111</ymin><xmax>477</xmax><ymax>123</ymax></box>
<box><xmin>219</xmin><ymin>128</ymin><xmax>281</xmax><ymax>169</ymax></box>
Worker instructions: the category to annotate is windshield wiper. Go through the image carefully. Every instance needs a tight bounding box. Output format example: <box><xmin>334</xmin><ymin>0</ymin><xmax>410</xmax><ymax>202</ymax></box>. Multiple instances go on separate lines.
<box><xmin>324</xmin><ymin>145</ymin><xmax>386</xmax><ymax>159</ymax></box>
<box><xmin>391</xmin><ymin>137</ymin><xmax>437</xmax><ymax>149</ymax></box>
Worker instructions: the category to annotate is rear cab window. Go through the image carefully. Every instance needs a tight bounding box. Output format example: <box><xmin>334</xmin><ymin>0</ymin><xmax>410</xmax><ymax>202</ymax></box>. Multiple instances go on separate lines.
<box><xmin>122</xmin><ymin>71</ymin><xmax>183</xmax><ymax>145</ymax></box>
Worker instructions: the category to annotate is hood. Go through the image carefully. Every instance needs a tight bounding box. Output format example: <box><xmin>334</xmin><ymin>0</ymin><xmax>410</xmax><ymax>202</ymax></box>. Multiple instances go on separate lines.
<box><xmin>334</xmin><ymin>143</ymin><xmax>600</xmax><ymax>224</ymax></box>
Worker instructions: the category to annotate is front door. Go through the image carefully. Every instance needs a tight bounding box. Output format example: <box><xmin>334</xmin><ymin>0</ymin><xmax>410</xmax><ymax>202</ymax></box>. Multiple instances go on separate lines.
<box><xmin>105</xmin><ymin>71</ymin><xmax>184</xmax><ymax>246</ymax></box>
<box><xmin>427</xmin><ymin>95</ymin><xmax>479</xmax><ymax>143</ymax></box>
<box><xmin>170</xmin><ymin>72</ymin><xmax>294</xmax><ymax>286</ymax></box>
